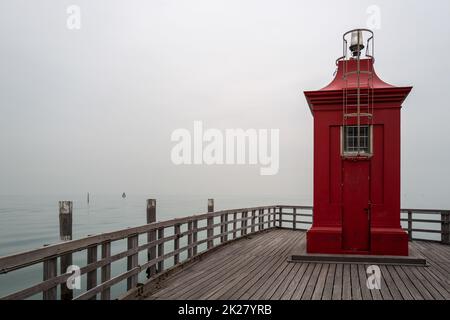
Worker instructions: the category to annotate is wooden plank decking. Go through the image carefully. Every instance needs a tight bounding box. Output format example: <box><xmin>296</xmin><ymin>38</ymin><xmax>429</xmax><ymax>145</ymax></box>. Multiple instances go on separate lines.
<box><xmin>143</xmin><ymin>229</ymin><xmax>450</xmax><ymax>300</ymax></box>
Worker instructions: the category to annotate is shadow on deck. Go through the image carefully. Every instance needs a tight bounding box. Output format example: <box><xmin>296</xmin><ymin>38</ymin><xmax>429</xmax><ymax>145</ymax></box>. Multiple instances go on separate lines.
<box><xmin>140</xmin><ymin>229</ymin><xmax>450</xmax><ymax>300</ymax></box>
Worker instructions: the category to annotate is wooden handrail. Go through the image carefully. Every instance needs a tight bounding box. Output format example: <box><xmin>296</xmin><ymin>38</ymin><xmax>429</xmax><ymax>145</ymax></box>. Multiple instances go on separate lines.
<box><xmin>0</xmin><ymin>206</ymin><xmax>276</xmax><ymax>300</ymax></box>
<box><xmin>0</xmin><ymin>204</ymin><xmax>448</xmax><ymax>300</ymax></box>
<box><xmin>277</xmin><ymin>206</ymin><xmax>449</xmax><ymax>244</ymax></box>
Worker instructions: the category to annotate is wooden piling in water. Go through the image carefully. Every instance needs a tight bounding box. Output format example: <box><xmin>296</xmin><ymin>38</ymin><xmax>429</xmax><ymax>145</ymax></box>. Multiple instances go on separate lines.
<box><xmin>207</xmin><ymin>199</ymin><xmax>214</xmax><ymax>213</ymax></box>
<box><xmin>59</xmin><ymin>201</ymin><xmax>73</xmax><ymax>300</ymax></box>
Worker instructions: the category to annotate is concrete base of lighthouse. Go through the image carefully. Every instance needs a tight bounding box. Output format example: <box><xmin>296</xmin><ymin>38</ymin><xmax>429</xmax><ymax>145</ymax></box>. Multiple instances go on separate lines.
<box><xmin>306</xmin><ymin>227</ymin><xmax>409</xmax><ymax>256</ymax></box>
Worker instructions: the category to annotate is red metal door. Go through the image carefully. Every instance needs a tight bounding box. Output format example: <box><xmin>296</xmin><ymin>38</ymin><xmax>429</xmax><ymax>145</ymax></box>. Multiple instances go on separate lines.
<box><xmin>342</xmin><ymin>160</ymin><xmax>370</xmax><ymax>252</ymax></box>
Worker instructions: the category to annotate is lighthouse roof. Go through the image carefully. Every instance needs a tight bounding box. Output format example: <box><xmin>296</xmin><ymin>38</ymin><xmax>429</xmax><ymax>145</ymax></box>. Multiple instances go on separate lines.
<box><xmin>320</xmin><ymin>58</ymin><xmax>394</xmax><ymax>91</ymax></box>
<box><xmin>304</xmin><ymin>57</ymin><xmax>412</xmax><ymax>112</ymax></box>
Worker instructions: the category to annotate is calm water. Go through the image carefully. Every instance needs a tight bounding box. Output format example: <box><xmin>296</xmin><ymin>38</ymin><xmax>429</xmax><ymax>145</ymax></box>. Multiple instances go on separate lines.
<box><xmin>0</xmin><ymin>194</ymin><xmax>310</xmax><ymax>299</ymax></box>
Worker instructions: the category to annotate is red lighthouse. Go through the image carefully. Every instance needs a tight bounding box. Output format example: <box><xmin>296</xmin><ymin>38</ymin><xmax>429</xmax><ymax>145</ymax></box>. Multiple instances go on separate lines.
<box><xmin>304</xmin><ymin>29</ymin><xmax>412</xmax><ymax>256</ymax></box>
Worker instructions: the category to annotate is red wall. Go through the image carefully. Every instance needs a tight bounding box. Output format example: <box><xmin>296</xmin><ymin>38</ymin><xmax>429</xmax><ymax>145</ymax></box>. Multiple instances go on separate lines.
<box><xmin>312</xmin><ymin>105</ymin><xmax>402</xmax><ymax>231</ymax></box>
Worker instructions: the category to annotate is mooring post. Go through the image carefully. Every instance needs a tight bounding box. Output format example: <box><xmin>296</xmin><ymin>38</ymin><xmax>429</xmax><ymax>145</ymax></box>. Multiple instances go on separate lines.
<box><xmin>208</xmin><ymin>198</ymin><xmax>214</xmax><ymax>213</ymax></box>
<box><xmin>207</xmin><ymin>199</ymin><xmax>214</xmax><ymax>249</ymax></box>
<box><xmin>146</xmin><ymin>199</ymin><xmax>157</xmax><ymax>278</ymax></box>
<box><xmin>59</xmin><ymin>201</ymin><xmax>73</xmax><ymax>300</ymax></box>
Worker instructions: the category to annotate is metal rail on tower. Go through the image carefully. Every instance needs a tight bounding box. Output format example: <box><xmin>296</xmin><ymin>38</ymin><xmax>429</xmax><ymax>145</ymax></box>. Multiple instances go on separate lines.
<box><xmin>337</xmin><ymin>29</ymin><xmax>375</xmax><ymax>157</ymax></box>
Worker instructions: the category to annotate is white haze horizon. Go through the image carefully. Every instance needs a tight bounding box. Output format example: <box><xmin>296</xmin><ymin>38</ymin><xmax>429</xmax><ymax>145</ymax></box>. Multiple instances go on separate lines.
<box><xmin>1</xmin><ymin>0</ymin><xmax>450</xmax><ymax>209</ymax></box>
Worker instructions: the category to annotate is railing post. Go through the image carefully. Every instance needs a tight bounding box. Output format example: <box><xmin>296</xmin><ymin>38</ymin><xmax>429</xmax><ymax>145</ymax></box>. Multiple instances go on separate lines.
<box><xmin>87</xmin><ymin>245</ymin><xmax>98</xmax><ymax>299</ymax></box>
<box><xmin>207</xmin><ymin>199</ymin><xmax>214</xmax><ymax>249</ymax></box>
<box><xmin>251</xmin><ymin>210</ymin><xmax>256</xmax><ymax>233</ymax></box>
<box><xmin>233</xmin><ymin>212</ymin><xmax>237</xmax><ymax>239</ymax></box>
<box><xmin>259</xmin><ymin>209</ymin><xmax>263</xmax><ymax>231</ymax></box>
<box><xmin>273</xmin><ymin>207</ymin><xmax>277</xmax><ymax>227</ymax></box>
<box><xmin>240</xmin><ymin>211</ymin><xmax>245</xmax><ymax>237</ymax></box>
<box><xmin>187</xmin><ymin>220</ymin><xmax>193</xmax><ymax>259</ymax></box>
<box><xmin>245</xmin><ymin>211</ymin><xmax>249</xmax><ymax>235</ymax></box>
<box><xmin>268</xmin><ymin>208</ymin><xmax>272</xmax><ymax>228</ymax></box>
<box><xmin>192</xmin><ymin>220</ymin><xmax>198</xmax><ymax>256</ymax></box>
<box><xmin>100</xmin><ymin>241</ymin><xmax>111</xmax><ymax>300</ymax></box>
<box><xmin>223</xmin><ymin>213</ymin><xmax>228</xmax><ymax>242</ymax></box>
<box><xmin>174</xmin><ymin>224</ymin><xmax>181</xmax><ymax>265</ymax></box>
<box><xmin>261</xmin><ymin>209</ymin><xmax>265</xmax><ymax>230</ymax></box>
<box><xmin>43</xmin><ymin>257</ymin><xmax>57</xmax><ymax>300</ymax></box>
<box><xmin>279</xmin><ymin>207</ymin><xmax>283</xmax><ymax>228</ymax></box>
<box><xmin>270</xmin><ymin>207</ymin><xmax>273</xmax><ymax>227</ymax></box>
<box><xmin>257</xmin><ymin>210</ymin><xmax>260</xmax><ymax>231</ymax></box>
<box><xmin>293</xmin><ymin>208</ymin><xmax>297</xmax><ymax>230</ymax></box>
<box><xmin>59</xmin><ymin>201</ymin><xmax>73</xmax><ymax>300</ymax></box>
<box><xmin>220</xmin><ymin>213</ymin><xmax>225</xmax><ymax>243</ymax></box>
<box><xmin>157</xmin><ymin>227</ymin><xmax>165</xmax><ymax>273</ymax></box>
<box><xmin>127</xmin><ymin>235</ymin><xmax>138</xmax><ymax>290</ymax></box>
<box><xmin>442</xmin><ymin>211</ymin><xmax>450</xmax><ymax>245</ymax></box>
<box><xmin>146</xmin><ymin>199</ymin><xmax>157</xmax><ymax>278</ymax></box>
<box><xmin>207</xmin><ymin>217</ymin><xmax>213</xmax><ymax>249</ymax></box>
<box><xmin>408</xmin><ymin>210</ymin><xmax>413</xmax><ymax>241</ymax></box>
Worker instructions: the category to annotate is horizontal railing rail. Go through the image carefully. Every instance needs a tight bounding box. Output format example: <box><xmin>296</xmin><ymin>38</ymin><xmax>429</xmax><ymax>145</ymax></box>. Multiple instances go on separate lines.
<box><xmin>0</xmin><ymin>203</ymin><xmax>448</xmax><ymax>300</ymax></box>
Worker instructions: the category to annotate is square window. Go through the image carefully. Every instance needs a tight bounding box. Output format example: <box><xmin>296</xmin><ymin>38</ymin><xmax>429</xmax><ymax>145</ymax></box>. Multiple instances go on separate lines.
<box><xmin>343</xmin><ymin>125</ymin><xmax>371</xmax><ymax>154</ymax></box>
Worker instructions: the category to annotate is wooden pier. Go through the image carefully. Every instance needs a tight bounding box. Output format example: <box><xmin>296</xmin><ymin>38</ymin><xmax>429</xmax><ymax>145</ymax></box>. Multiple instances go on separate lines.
<box><xmin>142</xmin><ymin>229</ymin><xmax>449</xmax><ymax>300</ymax></box>
<box><xmin>0</xmin><ymin>202</ymin><xmax>449</xmax><ymax>300</ymax></box>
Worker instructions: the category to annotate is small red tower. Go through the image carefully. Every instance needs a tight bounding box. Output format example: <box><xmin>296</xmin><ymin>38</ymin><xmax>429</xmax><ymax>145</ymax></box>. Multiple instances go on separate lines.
<box><xmin>304</xmin><ymin>29</ymin><xmax>412</xmax><ymax>256</ymax></box>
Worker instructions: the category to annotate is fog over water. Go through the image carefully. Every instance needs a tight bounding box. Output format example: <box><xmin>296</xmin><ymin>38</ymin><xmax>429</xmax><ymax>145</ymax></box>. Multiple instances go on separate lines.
<box><xmin>1</xmin><ymin>0</ymin><xmax>449</xmax><ymax>207</ymax></box>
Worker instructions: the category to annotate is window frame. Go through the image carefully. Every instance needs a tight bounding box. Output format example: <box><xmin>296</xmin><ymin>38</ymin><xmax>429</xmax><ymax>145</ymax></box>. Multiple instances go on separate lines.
<box><xmin>341</xmin><ymin>125</ymin><xmax>373</xmax><ymax>157</ymax></box>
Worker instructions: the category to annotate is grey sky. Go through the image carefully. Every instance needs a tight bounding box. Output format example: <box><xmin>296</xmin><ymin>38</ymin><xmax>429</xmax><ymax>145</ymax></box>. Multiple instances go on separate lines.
<box><xmin>1</xmin><ymin>0</ymin><xmax>449</xmax><ymax>207</ymax></box>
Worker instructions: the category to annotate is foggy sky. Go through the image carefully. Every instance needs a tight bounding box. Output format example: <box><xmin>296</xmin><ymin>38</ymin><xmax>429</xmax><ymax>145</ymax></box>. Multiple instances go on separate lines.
<box><xmin>1</xmin><ymin>0</ymin><xmax>449</xmax><ymax>208</ymax></box>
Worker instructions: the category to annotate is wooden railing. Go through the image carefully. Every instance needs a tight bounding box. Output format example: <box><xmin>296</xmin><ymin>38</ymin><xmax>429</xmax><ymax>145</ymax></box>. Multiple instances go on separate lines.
<box><xmin>0</xmin><ymin>204</ymin><xmax>278</xmax><ymax>300</ymax></box>
<box><xmin>277</xmin><ymin>206</ymin><xmax>450</xmax><ymax>244</ymax></box>
<box><xmin>400</xmin><ymin>208</ymin><xmax>450</xmax><ymax>243</ymax></box>
<box><xmin>0</xmin><ymin>203</ymin><xmax>448</xmax><ymax>300</ymax></box>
